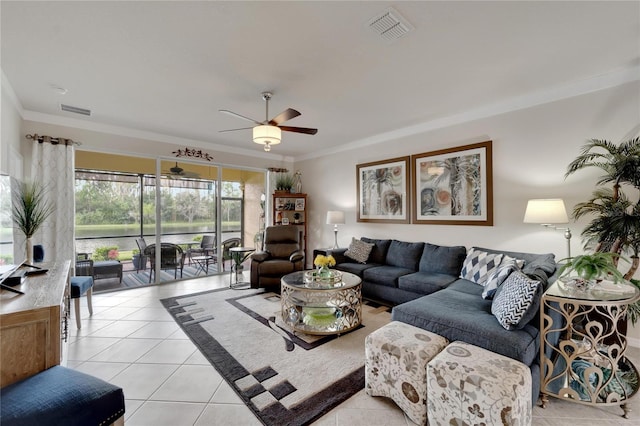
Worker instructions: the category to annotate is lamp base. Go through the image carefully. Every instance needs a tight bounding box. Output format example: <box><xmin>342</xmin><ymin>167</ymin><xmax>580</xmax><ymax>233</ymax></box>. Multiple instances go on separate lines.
<box><xmin>332</xmin><ymin>229</ymin><xmax>339</xmax><ymax>250</ymax></box>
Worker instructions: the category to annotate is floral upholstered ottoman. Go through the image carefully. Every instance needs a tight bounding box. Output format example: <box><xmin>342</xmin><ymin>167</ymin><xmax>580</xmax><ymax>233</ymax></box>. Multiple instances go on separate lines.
<box><xmin>427</xmin><ymin>341</ymin><xmax>532</xmax><ymax>426</ymax></box>
<box><xmin>365</xmin><ymin>321</ymin><xmax>449</xmax><ymax>425</ymax></box>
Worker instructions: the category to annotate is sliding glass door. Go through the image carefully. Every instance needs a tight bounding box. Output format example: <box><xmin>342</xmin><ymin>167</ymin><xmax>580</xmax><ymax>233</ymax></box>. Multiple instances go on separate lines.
<box><xmin>74</xmin><ymin>152</ymin><xmax>265</xmax><ymax>289</ymax></box>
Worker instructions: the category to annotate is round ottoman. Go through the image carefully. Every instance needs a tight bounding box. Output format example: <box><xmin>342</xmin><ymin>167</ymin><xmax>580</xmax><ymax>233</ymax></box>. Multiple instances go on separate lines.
<box><xmin>427</xmin><ymin>341</ymin><xmax>532</xmax><ymax>426</ymax></box>
<box><xmin>365</xmin><ymin>321</ymin><xmax>449</xmax><ymax>425</ymax></box>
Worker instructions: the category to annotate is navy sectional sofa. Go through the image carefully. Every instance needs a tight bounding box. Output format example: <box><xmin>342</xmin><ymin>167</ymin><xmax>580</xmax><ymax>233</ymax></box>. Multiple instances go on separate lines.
<box><xmin>330</xmin><ymin>237</ymin><xmax>558</xmax><ymax>403</ymax></box>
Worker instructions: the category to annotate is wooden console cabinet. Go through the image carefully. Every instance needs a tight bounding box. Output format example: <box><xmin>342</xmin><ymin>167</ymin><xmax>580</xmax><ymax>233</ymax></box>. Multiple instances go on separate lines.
<box><xmin>0</xmin><ymin>261</ymin><xmax>70</xmax><ymax>387</ymax></box>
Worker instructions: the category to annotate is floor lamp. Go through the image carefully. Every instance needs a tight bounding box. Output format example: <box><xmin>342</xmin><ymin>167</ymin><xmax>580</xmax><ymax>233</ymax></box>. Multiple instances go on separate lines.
<box><xmin>326</xmin><ymin>211</ymin><xmax>345</xmax><ymax>249</ymax></box>
<box><xmin>523</xmin><ymin>198</ymin><xmax>572</xmax><ymax>258</ymax></box>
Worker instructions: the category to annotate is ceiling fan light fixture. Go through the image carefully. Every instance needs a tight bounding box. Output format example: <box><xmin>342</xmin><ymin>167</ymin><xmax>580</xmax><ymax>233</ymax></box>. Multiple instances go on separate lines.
<box><xmin>253</xmin><ymin>125</ymin><xmax>281</xmax><ymax>150</ymax></box>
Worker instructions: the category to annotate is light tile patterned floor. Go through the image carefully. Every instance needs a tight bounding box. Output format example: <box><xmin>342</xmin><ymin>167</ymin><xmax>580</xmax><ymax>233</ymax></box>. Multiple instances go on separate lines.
<box><xmin>67</xmin><ymin>274</ymin><xmax>640</xmax><ymax>425</ymax></box>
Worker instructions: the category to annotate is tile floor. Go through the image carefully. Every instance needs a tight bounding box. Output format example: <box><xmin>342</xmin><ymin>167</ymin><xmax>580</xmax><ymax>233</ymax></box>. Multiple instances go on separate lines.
<box><xmin>67</xmin><ymin>273</ymin><xmax>640</xmax><ymax>426</ymax></box>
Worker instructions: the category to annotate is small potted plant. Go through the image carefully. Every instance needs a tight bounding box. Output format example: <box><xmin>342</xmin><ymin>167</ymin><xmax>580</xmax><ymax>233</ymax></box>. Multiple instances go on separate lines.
<box><xmin>12</xmin><ymin>181</ymin><xmax>54</xmax><ymax>264</ymax></box>
<box><xmin>293</xmin><ymin>212</ymin><xmax>301</xmax><ymax>224</ymax></box>
<box><xmin>559</xmin><ymin>252</ymin><xmax>626</xmax><ymax>289</ymax></box>
<box><xmin>132</xmin><ymin>249</ymin><xmax>144</xmax><ymax>270</ymax></box>
<box><xmin>275</xmin><ymin>173</ymin><xmax>295</xmax><ymax>193</ymax></box>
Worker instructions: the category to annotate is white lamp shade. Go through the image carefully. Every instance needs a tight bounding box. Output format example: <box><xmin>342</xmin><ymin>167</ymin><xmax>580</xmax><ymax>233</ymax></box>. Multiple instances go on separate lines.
<box><xmin>523</xmin><ymin>199</ymin><xmax>569</xmax><ymax>224</ymax></box>
<box><xmin>253</xmin><ymin>125</ymin><xmax>281</xmax><ymax>145</ymax></box>
<box><xmin>326</xmin><ymin>210</ymin><xmax>345</xmax><ymax>225</ymax></box>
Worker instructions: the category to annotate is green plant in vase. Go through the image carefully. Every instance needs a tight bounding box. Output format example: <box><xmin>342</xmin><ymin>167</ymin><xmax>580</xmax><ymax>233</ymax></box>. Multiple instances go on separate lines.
<box><xmin>12</xmin><ymin>181</ymin><xmax>54</xmax><ymax>264</ymax></box>
<box><xmin>559</xmin><ymin>252</ymin><xmax>626</xmax><ymax>289</ymax></box>
<box><xmin>275</xmin><ymin>173</ymin><xmax>295</xmax><ymax>192</ymax></box>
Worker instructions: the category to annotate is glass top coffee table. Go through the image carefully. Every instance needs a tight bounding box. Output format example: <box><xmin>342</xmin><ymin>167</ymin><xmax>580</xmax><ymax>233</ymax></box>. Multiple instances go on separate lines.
<box><xmin>280</xmin><ymin>270</ymin><xmax>362</xmax><ymax>335</ymax></box>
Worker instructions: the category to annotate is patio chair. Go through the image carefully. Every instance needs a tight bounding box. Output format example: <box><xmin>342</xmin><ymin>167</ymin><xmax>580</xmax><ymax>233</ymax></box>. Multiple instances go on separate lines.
<box><xmin>135</xmin><ymin>237</ymin><xmax>148</xmax><ymax>273</ymax></box>
<box><xmin>188</xmin><ymin>235</ymin><xmax>215</xmax><ymax>264</ymax></box>
<box><xmin>144</xmin><ymin>243</ymin><xmax>185</xmax><ymax>282</ymax></box>
<box><xmin>212</xmin><ymin>237</ymin><xmax>241</xmax><ymax>272</ymax></box>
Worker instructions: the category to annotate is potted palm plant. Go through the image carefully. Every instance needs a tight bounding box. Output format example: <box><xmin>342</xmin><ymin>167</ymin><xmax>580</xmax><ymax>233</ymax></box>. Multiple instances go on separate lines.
<box><xmin>565</xmin><ymin>137</ymin><xmax>640</xmax><ymax>280</ymax></box>
<box><xmin>12</xmin><ymin>181</ymin><xmax>54</xmax><ymax>264</ymax></box>
<box><xmin>565</xmin><ymin>137</ymin><xmax>640</xmax><ymax>325</ymax></box>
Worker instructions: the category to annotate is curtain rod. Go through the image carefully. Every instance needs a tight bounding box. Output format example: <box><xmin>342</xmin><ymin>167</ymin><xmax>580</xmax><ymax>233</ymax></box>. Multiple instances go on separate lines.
<box><xmin>26</xmin><ymin>133</ymin><xmax>81</xmax><ymax>146</ymax></box>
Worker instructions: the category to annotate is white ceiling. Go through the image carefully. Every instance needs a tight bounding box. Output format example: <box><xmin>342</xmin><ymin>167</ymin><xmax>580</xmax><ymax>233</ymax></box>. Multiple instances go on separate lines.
<box><xmin>2</xmin><ymin>1</ymin><xmax>639</xmax><ymax>159</ymax></box>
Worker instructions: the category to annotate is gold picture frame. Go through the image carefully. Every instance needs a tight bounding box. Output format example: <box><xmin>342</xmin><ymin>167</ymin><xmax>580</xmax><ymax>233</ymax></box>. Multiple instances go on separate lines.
<box><xmin>411</xmin><ymin>141</ymin><xmax>493</xmax><ymax>226</ymax></box>
<box><xmin>356</xmin><ymin>156</ymin><xmax>410</xmax><ymax>223</ymax></box>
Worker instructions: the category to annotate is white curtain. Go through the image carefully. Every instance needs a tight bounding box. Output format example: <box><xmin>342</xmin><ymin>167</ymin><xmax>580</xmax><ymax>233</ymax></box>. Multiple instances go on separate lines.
<box><xmin>30</xmin><ymin>141</ymin><xmax>75</xmax><ymax>262</ymax></box>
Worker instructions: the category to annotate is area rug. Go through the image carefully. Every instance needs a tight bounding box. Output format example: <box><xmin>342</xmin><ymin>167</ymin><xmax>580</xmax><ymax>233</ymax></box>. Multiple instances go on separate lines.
<box><xmin>160</xmin><ymin>288</ymin><xmax>391</xmax><ymax>426</ymax></box>
<box><xmin>123</xmin><ymin>264</ymin><xmax>222</xmax><ymax>288</ymax></box>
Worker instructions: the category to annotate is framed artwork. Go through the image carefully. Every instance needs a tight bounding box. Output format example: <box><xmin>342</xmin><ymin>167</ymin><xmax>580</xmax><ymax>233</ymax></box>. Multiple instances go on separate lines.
<box><xmin>295</xmin><ymin>198</ymin><xmax>305</xmax><ymax>211</ymax></box>
<box><xmin>411</xmin><ymin>141</ymin><xmax>493</xmax><ymax>226</ymax></box>
<box><xmin>357</xmin><ymin>156</ymin><xmax>410</xmax><ymax>223</ymax></box>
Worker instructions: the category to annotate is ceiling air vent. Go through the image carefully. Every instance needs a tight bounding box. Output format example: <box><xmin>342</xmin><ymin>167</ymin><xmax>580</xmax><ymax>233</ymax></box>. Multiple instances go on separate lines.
<box><xmin>61</xmin><ymin>104</ymin><xmax>91</xmax><ymax>116</ymax></box>
<box><xmin>368</xmin><ymin>7</ymin><xmax>414</xmax><ymax>42</ymax></box>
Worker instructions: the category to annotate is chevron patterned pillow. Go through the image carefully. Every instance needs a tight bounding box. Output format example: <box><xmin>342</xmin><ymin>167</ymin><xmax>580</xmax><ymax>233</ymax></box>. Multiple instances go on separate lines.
<box><xmin>491</xmin><ymin>271</ymin><xmax>542</xmax><ymax>330</ymax></box>
<box><xmin>459</xmin><ymin>248</ymin><xmax>503</xmax><ymax>286</ymax></box>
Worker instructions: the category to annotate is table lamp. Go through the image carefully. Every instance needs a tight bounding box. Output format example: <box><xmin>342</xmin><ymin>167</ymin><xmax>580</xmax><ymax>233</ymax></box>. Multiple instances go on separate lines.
<box><xmin>523</xmin><ymin>198</ymin><xmax>572</xmax><ymax>258</ymax></box>
<box><xmin>326</xmin><ymin>210</ymin><xmax>345</xmax><ymax>249</ymax></box>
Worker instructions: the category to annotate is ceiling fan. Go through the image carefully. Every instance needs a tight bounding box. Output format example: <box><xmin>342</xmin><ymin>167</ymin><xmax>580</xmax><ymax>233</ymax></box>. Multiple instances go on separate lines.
<box><xmin>219</xmin><ymin>92</ymin><xmax>318</xmax><ymax>151</ymax></box>
<box><xmin>163</xmin><ymin>162</ymin><xmax>200</xmax><ymax>179</ymax></box>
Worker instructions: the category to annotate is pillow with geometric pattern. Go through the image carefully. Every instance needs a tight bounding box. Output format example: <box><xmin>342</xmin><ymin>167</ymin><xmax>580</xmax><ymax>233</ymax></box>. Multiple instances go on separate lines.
<box><xmin>482</xmin><ymin>255</ymin><xmax>524</xmax><ymax>299</ymax></box>
<box><xmin>491</xmin><ymin>271</ymin><xmax>542</xmax><ymax>330</ymax></box>
<box><xmin>344</xmin><ymin>238</ymin><xmax>374</xmax><ymax>264</ymax></box>
<box><xmin>460</xmin><ymin>247</ymin><xmax>504</xmax><ymax>286</ymax></box>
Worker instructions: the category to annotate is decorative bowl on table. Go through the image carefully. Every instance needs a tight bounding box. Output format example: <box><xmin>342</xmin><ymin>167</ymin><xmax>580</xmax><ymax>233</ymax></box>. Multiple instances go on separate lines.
<box><xmin>303</xmin><ymin>269</ymin><xmax>343</xmax><ymax>286</ymax></box>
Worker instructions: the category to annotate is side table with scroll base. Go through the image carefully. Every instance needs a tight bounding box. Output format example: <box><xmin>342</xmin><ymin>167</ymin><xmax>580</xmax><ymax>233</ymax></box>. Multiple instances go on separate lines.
<box><xmin>540</xmin><ymin>279</ymin><xmax>639</xmax><ymax>418</ymax></box>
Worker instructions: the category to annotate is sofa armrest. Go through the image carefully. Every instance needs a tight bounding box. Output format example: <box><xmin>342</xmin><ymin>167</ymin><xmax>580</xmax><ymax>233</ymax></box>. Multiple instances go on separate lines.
<box><xmin>290</xmin><ymin>250</ymin><xmax>305</xmax><ymax>263</ymax></box>
<box><xmin>329</xmin><ymin>248</ymin><xmax>349</xmax><ymax>264</ymax></box>
<box><xmin>251</xmin><ymin>251</ymin><xmax>270</xmax><ymax>262</ymax></box>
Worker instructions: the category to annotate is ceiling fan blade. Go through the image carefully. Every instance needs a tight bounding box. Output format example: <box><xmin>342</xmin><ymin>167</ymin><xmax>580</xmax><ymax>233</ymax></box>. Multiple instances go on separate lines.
<box><xmin>219</xmin><ymin>127</ymin><xmax>254</xmax><ymax>133</ymax></box>
<box><xmin>279</xmin><ymin>126</ymin><xmax>318</xmax><ymax>135</ymax></box>
<box><xmin>219</xmin><ymin>109</ymin><xmax>262</xmax><ymax>125</ymax></box>
<box><xmin>269</xmin><ymin>108</ymin><xmax>301</xmax><ymax>126</ymax></box>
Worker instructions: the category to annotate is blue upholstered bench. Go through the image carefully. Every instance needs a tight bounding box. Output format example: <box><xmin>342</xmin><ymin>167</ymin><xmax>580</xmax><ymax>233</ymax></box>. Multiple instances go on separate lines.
<box><xmin>0</xmin><ymin>365</ymin><xmax>125</xmax><ymax>426</ymax></box>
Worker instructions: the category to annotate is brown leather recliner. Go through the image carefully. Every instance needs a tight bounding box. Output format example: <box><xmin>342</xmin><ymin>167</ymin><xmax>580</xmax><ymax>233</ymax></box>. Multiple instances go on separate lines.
<box><xmin>250</xmin><ymin>226</ymin><xmax>305</xmax><ymax>289</ymax></box>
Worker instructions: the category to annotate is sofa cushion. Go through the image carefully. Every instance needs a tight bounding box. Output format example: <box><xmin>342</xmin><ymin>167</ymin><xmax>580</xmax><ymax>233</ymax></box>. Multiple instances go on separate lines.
<box><xmin>491</xmin><ymin>271</ymin><xmax>543</xmax><ymax>330</ymax></box>
<box><xmin>482</xmin><ymin>255</ymin><xmax>523</xmax><ymax>299</ymax></box>
<box><xmin>363</xmin><ymin>265</ymin><xmax>414</xmax><ymax>288</ymax></box>
<box><xmin>391</xmin><ymin>284</ymin><xmax>539</xmax><ymax>365</ymax></box>
<box><xmin>419</xmin><ymin>243</ymin><xmax>467</xmax><ymax>276</ymax></box>
<box><xmin>361</xmin><ymin>238</ymin><xmax>392</xmax><ymax>264</ymax></box>
<box><xmin>460</xmin><ymin>247</ymin><xmax>503</xmax><ymax>285</ymax></box>
<box><xmin>386</xmin><ymin>240</ymin><xmax>424</xmax><ymax>270</ymax></box>
<box><xmin>335</xmin><ymin>262</ymin><xmax>379</xmax><ymax>277</ymax></box>
<box><xmin>344</xmin><ymin>238</ymin><xmax>374</xmax><ymax>263</ymax></box>
<box><xmin>398</xmin><ymin>272</ymin><xmax>458</xmax><ymax>295</ymax></box>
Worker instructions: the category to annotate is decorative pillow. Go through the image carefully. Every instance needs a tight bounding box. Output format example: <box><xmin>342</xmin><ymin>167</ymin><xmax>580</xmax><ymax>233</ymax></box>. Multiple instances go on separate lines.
<box><xmin>344</xmin><ymin>238</ymin><xmax>374</xmax><ymax>264</ymax></box>
<box><xmin>460</xmin><ymin>248</ymin><xmax>504</xmax><ymax>286</ymax></box>
<box><xmin>491</xmin><ymin>271</ymin><xmax>542</xmax><ymax>330</ymax></box>
<box><xmin>482</xmin><ymin>255</ymin><xmax>524</xmax><ymax>299</ymax></box>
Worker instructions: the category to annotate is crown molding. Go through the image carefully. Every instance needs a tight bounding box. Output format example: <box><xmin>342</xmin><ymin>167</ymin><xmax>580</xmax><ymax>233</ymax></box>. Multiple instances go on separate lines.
<box><xmin>295</xmin><ymin>65</ymin><xmax>640</xmax><ymax>162</ymax></box>
<box><xmin>21</xmin><ymin>110</ymin><xmax>294</xmax><ymax>163</ymax></box>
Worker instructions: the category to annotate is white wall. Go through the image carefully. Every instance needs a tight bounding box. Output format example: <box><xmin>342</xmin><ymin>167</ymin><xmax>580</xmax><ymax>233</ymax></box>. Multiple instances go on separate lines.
<box><xmin>297</xmin><ymin>81</ymin><xmax>640</xmax><ymax>344</ymax></box>
<box><xmin>1</xmin><ymin>72</ymin><xmax>24</xmax><ymax>178</ymax></box>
